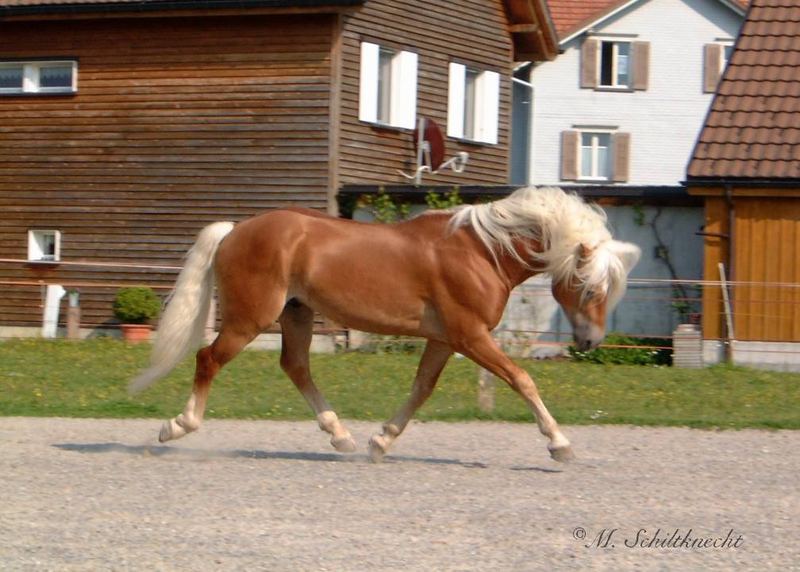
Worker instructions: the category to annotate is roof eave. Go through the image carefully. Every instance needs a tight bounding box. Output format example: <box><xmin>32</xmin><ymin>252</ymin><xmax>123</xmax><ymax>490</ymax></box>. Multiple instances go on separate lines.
<box><xmin>504</xmin><ymin>0</ymin><xmax>559</xmax><ymax>61</ymax></box>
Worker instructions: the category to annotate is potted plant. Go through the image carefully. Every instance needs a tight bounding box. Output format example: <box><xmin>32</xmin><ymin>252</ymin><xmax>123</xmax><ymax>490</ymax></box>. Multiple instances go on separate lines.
<box><xmin>112</xmin><ymin>286</ymin><xmax>161</xmax><ymax>343</ymax></box>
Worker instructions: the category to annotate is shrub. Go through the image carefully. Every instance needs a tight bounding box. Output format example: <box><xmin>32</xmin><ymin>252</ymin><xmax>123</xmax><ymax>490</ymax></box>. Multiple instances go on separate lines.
<box><xmin>568</xmin><ymin>333</ymin><xmax>672</xmax><ymax>366</ymax></box>
<box><xmin>112</xmin><ymin>287</ymin><xmax>161</xmax><ymax>324</ymax></box>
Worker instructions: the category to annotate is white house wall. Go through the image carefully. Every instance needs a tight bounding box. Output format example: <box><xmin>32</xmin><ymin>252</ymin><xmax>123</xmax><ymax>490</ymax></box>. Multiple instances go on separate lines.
<box><xmin>528</xmin><ymin>0</ymin><xmax>743</xmax><ymax>186</ymax></box>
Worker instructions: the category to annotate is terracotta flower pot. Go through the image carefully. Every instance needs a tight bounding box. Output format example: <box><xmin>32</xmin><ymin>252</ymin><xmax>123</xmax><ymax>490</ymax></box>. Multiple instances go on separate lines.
<box><xmin>120</xmin><ymin>323</ymin><xmax>153</xmax><ymax>343</ymax></box>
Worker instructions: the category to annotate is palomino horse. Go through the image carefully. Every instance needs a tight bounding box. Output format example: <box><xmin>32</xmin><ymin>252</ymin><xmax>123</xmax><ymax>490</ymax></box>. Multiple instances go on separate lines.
<box><xmin>131</xmin><ymin>187</ymin><xmax>640</xmax><ymax>462</ymax></box>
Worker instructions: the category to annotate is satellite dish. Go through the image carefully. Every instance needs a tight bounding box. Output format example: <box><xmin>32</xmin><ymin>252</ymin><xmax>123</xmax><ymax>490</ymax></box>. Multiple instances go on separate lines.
<box><xmin>414</xmin><ymin>118</ymin><xmax>446</xmax><ymax>171</ymax></box>
<box><xmin>399</xmin><ymin>117</ymin><xmax>469</xmax><ymax>184</ymax></box>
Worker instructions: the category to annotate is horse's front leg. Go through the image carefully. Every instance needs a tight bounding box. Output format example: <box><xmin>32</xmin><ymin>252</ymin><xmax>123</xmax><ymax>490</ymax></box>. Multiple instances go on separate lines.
<box><xmin>369</xmin><ymin>340</ymin><xmax>452</xmax><ymax>462</ymax></box>
<box><xmin>456</xmin><ymin>332</ymin><xmax>574</xmax><ymax>462</ymax></box>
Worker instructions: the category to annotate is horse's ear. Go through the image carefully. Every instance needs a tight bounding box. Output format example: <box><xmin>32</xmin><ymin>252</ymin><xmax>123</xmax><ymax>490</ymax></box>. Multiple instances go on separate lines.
<box><xmin>609</xmin><ymin>240</ymin><xmax>641</xmax><ymax>273</ymax></box>
<box><xmin>576</xmin><ymin>243</ymin><xmax>593</xmax><ymax>267</ymax></box>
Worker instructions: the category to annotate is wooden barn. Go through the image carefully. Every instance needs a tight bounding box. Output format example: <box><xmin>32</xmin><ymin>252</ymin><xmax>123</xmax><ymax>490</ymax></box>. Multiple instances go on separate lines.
<box><xmin>0</xmin><ymin>0</ymin><xmax>557</xmax><ymax>334</ymax></box>
<box><xmin>686</xmin><ymin>0</ymin><xmax>800</xmax><ymax>368</ymax></box>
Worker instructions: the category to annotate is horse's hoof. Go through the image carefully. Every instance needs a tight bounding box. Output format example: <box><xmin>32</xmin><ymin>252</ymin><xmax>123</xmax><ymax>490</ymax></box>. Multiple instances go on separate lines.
<box><xmin>158</xmin><ymin>419</ymin><xmax>185</xmax><ymax>443</ymax></box>
<box><xmin>331</xmin><ymin>434</ymin><xmax>357</xmax><ymax>453</ymax></box>
<box><xmin>548</xmin><ymin>444</ymin><xmax>575</xmax><ymax>463</ymax></box>
<box><xmin>368</xmin><ymin>435</ymin><xmax>388</xmax><ymax>463</ymax></box>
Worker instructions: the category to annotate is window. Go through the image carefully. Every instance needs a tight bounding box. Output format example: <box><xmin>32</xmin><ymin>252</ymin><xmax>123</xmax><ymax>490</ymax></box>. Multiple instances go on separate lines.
<box><xmin>359</xmin><ymin>42</ymin><xmax>418</xmax><ymax>129</ymax></box>
<box><xmin>580</xmin><ymin>132</ymin><xmax>612</xmax><ymax>179</ymax></box>
<box><xmin>599</xmin><ymin>41</ymin><xmax>630</xmax><ymax>88</ymax></box>
<box><xmin>581</xmin><ymin>39</ymin><xmax>649</xmax><ymax>91</ymax></box>
<box><xmin>703</xmin><ymin>41</ymin><xmax>734</xmax><ymax>93</ymax></box>
<box><xmin>0</xmin><ymin>60</ymin><xmax>77</xmax><ymax>95</ymax></box>
<box><xmin>561</xmin><ymin>130</ymin><xmax>630</xmax><ymax>182</ymax></box>
<box><xmin>447</xmin><ymin>62</ymin><xmax>500</xmax><ymax>144</ymax></box>
<box><xmin>28</xmin><ymin>230</ymin><xmax>61</xmax><ymax>262</ymax></box>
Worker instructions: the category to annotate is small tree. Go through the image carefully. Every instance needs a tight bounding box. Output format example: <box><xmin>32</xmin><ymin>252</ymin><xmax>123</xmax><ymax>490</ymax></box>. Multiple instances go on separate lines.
<box><xmin>112</xmin><ymin>287</ymin><xmax>161</xmax><ymax>324</ymax></box>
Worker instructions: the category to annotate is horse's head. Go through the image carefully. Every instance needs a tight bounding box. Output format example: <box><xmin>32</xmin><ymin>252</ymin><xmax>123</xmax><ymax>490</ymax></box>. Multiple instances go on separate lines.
<box><xmin>551</xmin><ymin>240</ymin><xmax>640</xmax><ymax>352</ymax></box>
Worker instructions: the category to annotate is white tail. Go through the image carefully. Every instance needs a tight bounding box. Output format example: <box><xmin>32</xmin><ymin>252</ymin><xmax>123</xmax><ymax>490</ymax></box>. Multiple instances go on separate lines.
<box><xmin>129</xmin><ymin>221</ymin><xmax>234</xmax><ymax>394</ymax></box>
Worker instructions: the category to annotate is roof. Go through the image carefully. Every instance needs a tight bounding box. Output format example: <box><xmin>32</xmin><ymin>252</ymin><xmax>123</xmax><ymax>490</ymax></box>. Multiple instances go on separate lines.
<box><xmin>0</xmin><ymin>0</ymin><xmax>558</xmax><ymax>61</ymax></box>
<box><xmin>550</xmin><ymin>0</ymin><xmax>749</xmax><ymax>44</ymax></box>
<box><xmin>0</xmin><ymin>0</ymin><xmax>364</xmax><ymax>15</ymax></box>
<box><xmin>687</xmin><ymin>0</ymin><xmax>800</xmax><ymax>181</ymax></box>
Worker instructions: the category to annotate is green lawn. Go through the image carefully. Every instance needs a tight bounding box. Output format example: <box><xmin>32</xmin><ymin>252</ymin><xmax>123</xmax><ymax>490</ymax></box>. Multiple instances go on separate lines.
<box><xmin>1</xmin><ymin>338</ymin><xmax>798</xmax><ymax>429</ymax></box>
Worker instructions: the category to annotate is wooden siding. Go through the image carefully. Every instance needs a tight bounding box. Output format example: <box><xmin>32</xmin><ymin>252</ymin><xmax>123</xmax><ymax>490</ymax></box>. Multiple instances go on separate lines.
<box><xmin>0</xmin><ymin>15</ymin><xmax>334</xmax><ymax>327</ymax></box>
<box><xmin>699</xmin><ymin>190</ymin><xmax>800</xmax><ymax>342</ymax></box>
<box><xmin>337</xmin><ymin>0</ymin><xmax>514</xmax><ymax>187</ymax></box>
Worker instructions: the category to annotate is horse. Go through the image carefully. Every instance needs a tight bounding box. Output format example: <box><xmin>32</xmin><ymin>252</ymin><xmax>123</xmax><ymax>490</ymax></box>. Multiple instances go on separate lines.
<box><xmin>130</xmin><ymin>186</ymin><xmax>640</xmax><ymax>462</ymax></box>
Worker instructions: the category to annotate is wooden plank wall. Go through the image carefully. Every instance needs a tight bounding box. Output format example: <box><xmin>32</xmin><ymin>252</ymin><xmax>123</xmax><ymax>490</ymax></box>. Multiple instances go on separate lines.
<box><xmin>337</xmin><ymin>0</ymin><xmax>514</xmax><ymax>186</ymax></box>
<box><xmin>700</xmin><ymin>193</ymin><xmax>800</xmax><ymax>342</ymax></box>
<box><xmin>0</xmin><ymin>14</ymin><xmax>334</xmax><ymax>328</ymax></box>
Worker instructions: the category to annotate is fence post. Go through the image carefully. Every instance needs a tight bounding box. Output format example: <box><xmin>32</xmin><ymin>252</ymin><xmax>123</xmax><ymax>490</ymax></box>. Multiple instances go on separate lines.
<box><xmin>478</xmin><ymin>368</ymin><xmax>495</xmax><ymax>413</ymax></box>
<box><xmin>66</xmin><ymin>289</ymin><xmax>81</xmax><ymax>340</ymax></box>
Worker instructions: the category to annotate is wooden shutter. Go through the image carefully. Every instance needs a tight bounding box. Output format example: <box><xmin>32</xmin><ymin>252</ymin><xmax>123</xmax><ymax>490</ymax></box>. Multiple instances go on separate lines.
<box><xmin>580</xmin><ymin>39</ymin><xmax>599</xmax><ymax>89</ymax></box>
<box><xmin>476</xmin><ymin>70</ymin><xmax>500</xmax><ymax>144</ymax></box>
<box><xmin>703</xmin><ymin>43</ymin><xmax>723</xmax><ymax>93</ymax></box>
<box><xmin>358</xmin><ymin>42</ymin><xmax>379</xmax><ymax>123</ymax></box>
<box><xmin>561</xmin><ymin>130</ymin><xmax>579</xmax><ymax>180</ymax></box>
<box><xmin>391</xmin><ymin>50</ymin><xmax>418</xmax><ymax>129</ymax></box>
<box><xmin>612</xmin><ymin>132</ymin><xmax>631</xmax><ymax>182</ymax></box>
<box><xmin>447</xmin><ymin>62</ymin><xmax>466</xmax><ymax>138</ymax></box>
<box><xmin>632</xmin><ymin>42</ymin><xmax>649</xmax><ymax>91</ymax></box>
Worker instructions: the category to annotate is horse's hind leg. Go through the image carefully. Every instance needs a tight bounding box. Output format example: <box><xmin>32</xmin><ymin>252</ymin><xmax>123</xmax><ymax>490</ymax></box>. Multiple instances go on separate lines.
<box><xmin>279</xmin><ymin>301</ymin><xmax>356</xmax><ymax>453</ymax></box>
<box><xmin>159</xmin><ymin>328</ymin><xmax>254</xmax><ymax>442</ymax></box>
<box><xmin>369</xmin><ymin>340</ymin><xmax>452</xmax><ymax>462</ymax></box>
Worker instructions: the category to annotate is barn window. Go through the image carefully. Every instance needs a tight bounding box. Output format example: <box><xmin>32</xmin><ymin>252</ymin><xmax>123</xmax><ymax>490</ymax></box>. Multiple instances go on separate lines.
<box><xmin>28</xmin><ymin>230</ymin><xmax>61</xmax><ymax>262</ymax></box>
<box><xmin>359</xmin><ymin>42</ymin><xmax>418</xmax><ymax>129</ymax></box>
<box><xmin>447</xmin><ymin>62</ymin><xmax>500</xmax><ymax>144</ymax></box>
<box><xmin>0</xmin><ymin>60</ymin><xmax>77</xmax><ymax>95</ymax></box>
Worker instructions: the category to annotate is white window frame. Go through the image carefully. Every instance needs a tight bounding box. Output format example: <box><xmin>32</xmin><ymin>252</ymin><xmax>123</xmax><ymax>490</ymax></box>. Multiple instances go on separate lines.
<box><xmin>28</xmin><ymin>230</ymin><xmax>62</xmax><ymax>262</ymax></box>
<box><xmin>0</xmin><ymin>60</ymin><xmax>78</xmax><ymax>95</ymax></box>
<box><xmin>447</xmin><ymin>62</ymin><xmax>499</xmax><ymax>144</ymax></box>
<box><xmin>598</xmin><ymin>40</ymin><xmax>631</xmax><ymax>89</ymax></box>
<box><xmin>359</xmin><ymin>42</ymin><xmax>417</xmax><ymax>129</ymax></box>
<box><xmin>578</xmin><ymin>130</ymin><xmax>614</xmax><ymax>181</ymax></box>
<box><xmin>718</xmin><ymin>40</ymin><xmax>735</xmax><ymax>73</ymax></box>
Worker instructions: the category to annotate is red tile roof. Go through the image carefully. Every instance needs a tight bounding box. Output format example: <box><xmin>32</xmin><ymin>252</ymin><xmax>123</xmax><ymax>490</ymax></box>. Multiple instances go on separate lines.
<box><xmin>687</xmin><ymin>0</ymin><xmax>800</xmax><ymax>180</ymax></box>
<box><xmin>547</xmin><ymin>0</ymin><xmax>622</xmax><ymax>38</ymax></box>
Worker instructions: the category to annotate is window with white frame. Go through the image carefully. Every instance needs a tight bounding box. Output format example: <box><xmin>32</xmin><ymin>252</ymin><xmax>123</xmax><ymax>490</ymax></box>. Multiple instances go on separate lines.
<box><xmin>0</xmin><ymin>60</ymin><xmax>77</xmax><ymax>95</ymax></box>
<box><xmin>359</xmin><ymin>42</ymin><xmax>418</xmax><ymax>129</ymax></box>
<box><xmin>580</xmin><ymin>132</ymin><xmax>612</xmax><ymax>180</ymax></box>
<box><xmin>28</xmin><ymin>230</ymin><xmax>61</xmax><ymax>262</ymax></box>
<box><xmin>599</xmin><ymin>41</ymin><xmax>631</xmax><ymax>88</ymax></box>
<box><xmin>447</xmin><ymin>62</ymin><xmax>499</xmax><ymax>144</ymax></box>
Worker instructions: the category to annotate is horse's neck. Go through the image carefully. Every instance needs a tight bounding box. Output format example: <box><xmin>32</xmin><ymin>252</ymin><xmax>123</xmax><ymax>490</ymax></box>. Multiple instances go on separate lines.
<box><xmin>497</xmin><ymin>239</ymin><xmax>543</xmax><ymax>288</ymax></box>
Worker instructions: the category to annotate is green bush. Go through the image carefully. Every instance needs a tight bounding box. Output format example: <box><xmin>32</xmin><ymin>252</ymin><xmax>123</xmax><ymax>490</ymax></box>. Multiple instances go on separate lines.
<box><xmin>112</xmin><ymin>287</ymin><xmax>161</xmax><ymax>324</ymax></box>
<box><xmin>569</xmin><ymin>333</ymin><xmax>672</xmax><ymax>366</ymax></box>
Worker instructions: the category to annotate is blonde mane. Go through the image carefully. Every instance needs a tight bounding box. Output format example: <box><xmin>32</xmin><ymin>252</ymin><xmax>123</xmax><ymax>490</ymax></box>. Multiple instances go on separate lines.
<box><xmin>448</xmin><ymin>186</ymin><xmax>637</xmax><ymax>309</ymax></box>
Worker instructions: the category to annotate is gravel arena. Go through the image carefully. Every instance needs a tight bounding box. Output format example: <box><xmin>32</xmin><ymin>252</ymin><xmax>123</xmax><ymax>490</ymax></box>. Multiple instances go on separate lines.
<box><xmin>1</xmin><ymin>417</ymin><xmax>797</xmax><ymax>571</ymax></box>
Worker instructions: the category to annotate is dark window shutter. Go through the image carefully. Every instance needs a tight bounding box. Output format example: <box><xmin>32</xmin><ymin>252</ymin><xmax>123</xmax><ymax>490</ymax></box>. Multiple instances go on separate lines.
<box><xmin>561</xmin><ymin>130</ymin><xmax>579</xmax><ymax>180</ymax></box>
<box><xmin>703</xmin><ymin>43</ymin><xmax>723</xmax><ymax>93</ymax></box>
<box><xmin>612</xmin><ymin>132</ymin><xmax>631</xmax><ymax>182</ymax></box>
<box><xmin>580</xmin><ymin>39</ymin><xmax>599</xmax><ymax>89</ymax></box>
<box><xmin>632</xmin><ymin>42</ymin><xmax>650</xmax><ymax>91</ymax></box>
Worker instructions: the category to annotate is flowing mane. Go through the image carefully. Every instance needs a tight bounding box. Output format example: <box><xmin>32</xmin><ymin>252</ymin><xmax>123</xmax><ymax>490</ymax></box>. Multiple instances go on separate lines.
<box><xmin>447</xmin><ymin>186</ymin><xmax>634</xmax><ymax>309</ymax></box>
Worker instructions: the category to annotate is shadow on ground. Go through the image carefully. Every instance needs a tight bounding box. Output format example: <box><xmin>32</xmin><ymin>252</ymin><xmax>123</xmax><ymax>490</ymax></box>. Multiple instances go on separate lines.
<box><xmin>53</xmin><ymin>442</ymin><xmax>562</xmax><ymax>473</ymax></box>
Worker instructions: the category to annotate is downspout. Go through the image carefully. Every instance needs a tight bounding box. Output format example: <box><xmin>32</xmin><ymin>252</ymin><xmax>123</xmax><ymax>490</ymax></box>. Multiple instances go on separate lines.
<box><xmin>512</xmin><ymin>67</ymin><xmax>535</xmax><ymax>184</ymax></box>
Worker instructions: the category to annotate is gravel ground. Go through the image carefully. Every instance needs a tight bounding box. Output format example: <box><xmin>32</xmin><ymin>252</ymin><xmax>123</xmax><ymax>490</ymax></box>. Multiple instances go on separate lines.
<box><xmin>1</xmin><ymin>417</ymin><xmax>798</xmax><ymax>571</ymax></box>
